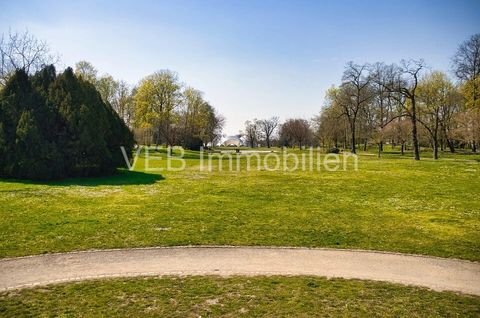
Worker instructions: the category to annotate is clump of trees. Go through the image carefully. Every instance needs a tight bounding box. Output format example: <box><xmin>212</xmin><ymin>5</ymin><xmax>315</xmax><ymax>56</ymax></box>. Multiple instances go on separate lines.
<box><xmin>315</xmin><ymin>33</ymin><xmax>480</xmax><ymax>160</ymax></box>
<box><xmin>74</xmin><ymin>61</ymin><xmax>135</xmax><ymax>127</ymax></box>
<box><xmin>0</xmin><ymin>66</ymin><xmax>134</xmax><ymax>180</ymax></box>
<box><xmin>279</xmin><ymin>119</ymin><xmax>312</xmax><ymax>148</ymax></box>
<box><xmin>241</xmin><ymin>117</ymin><xmax>280</xmax><ymax>148</ymax></box>
<box><xmin>74</xmin><ymin>63</ymin><xmax>225</xmax><ymax>150</ymax></box>
<box><xmin>453</xmin><ymin>34</ymin><xmax>480</xmax><ymax>152</ymax></box>
<box><xmin>132</xmin><ymin>70</ymin><xmax>224</xmax><ymax>149</ymax></box>
<box><xmin>240</xmin><ymin>117</ymin><xmax>314</xmax><ymax>149</ymax></box>
<box><xmin>241</xmin><ymin>34</ymin><xmax>479</xmax><ymax>159</ymax></box>
<box><xmin>0</xmin><ymin>29</ymin><xmax>226</xmax><ymax>181</ymax></box>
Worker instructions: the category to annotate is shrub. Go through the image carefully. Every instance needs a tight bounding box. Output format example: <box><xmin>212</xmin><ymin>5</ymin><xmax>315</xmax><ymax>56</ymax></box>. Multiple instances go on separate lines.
<box><xmin>0</xmin><ymin>67</ymin><xmax>134</xmax><ymax>180</ymax></box>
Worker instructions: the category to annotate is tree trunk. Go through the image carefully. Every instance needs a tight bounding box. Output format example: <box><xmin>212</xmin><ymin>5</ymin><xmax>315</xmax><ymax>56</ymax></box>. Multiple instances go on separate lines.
<box><xmin>155</xmin><ymin>127</ymin><xmax>161</xmax><ymax>151</ymax></box>
<box><xmin>401</xmin><ymin>143</ymin><xmax>405</xmax><ymax>156</ymax></box>
<box><xmin>433</xmin><ymin>144</ymin><xmax>438</xmax><ymax>160</ymax></box>
<box><xmin>363</xmin><ymin>139</ymin><xmax>368</xmax><ymax>151</ymax></box>
<box><xmin>473</xmin><ymin>141</ymin><xmax>477</xmax><ymax>153</ymax></box>
<box><xmin>441</xmin><ymin>125</ymin><xmax>455</xmax><ymax>153</ymax></box>
<box><xmin>410</xmin><ymin>97</ymin><xmax>421</xmax><ymax>160</ymax></box>
<box><xmin>446</xmin><ymin>138</ymin><xmax>455</xmax><ymax>153</ymax></box>
<box><xmin>433</xmin><ymin>120</ymin><xmax>439</xmax><ymax>160</ymax></box>
<box><xmin>350</xmin><ymin>122</ymin><xmax>356</xmax><ymax>154</ymax></box>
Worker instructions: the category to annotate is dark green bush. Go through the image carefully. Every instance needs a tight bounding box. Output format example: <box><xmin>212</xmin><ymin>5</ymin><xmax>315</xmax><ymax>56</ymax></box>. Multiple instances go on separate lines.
<box><xmin>183</xmin><ymin>136</ymin><xmax>204</xmax><ymax>151</ymax></box>
<box><xmin>0</xmin><ymin>67</ymin><xmax>134</xmax><ymax>180</ymax></box>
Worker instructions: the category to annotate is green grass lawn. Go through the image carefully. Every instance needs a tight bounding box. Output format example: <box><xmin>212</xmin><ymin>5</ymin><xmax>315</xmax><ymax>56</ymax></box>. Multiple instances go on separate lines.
<box><xmin>1</xmin><ymin>276</ymin><xmax>479</xmax><ymax>317</ymax></box>
<box><xmin>0</xmin><ymin>147</ymin><xmax>479</xmax><ymax>260</ymax></box>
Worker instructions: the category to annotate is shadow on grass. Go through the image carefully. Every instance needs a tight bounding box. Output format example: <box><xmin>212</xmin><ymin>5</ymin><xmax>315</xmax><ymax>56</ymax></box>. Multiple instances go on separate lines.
<box><xmin>0</xmin><ymin>170</ymin><xmax>164</xmax><ymax>186</ymax></box>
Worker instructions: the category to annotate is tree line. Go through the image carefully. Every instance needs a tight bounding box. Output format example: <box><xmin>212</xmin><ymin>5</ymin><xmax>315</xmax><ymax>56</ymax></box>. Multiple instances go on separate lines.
<box><xmin>1</xmin><ymin>30</ymin><xmax>225</xmax><ymax>154</ymax></box>
<box><xmin>241</xmin><ymin>34</ymin><xmax>479</xmax><ymax>160</ymax></box>
<box><xmin>315</xmin><ymin>34</ymin><xmax>479</xmax><ymax>160</ymax></box>
<box><xmin>73</xmin><ymin>62</ymin><xmax>225</xmax><ymax>150</ymax></box>
<box><xmin>1</xmin><ymin>30</ymin><xmax>478</xmax><ymax>165</ymax></box>
<box><xmin>242</xmin><ymin>117</ymin><xmax>313</xmax><ymax>149</ymax></box>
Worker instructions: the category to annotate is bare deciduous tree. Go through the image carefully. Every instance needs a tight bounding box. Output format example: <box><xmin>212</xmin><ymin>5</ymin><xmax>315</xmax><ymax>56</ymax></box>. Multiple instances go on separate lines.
<box><xmin>452</xmin><ymin>33</ymin><xmax>480</xmax><ymax>152</ymax></box>
<box><xmin>452</xmin><ymin>33</ymin><xmax>480</xmax><ymax>83</ymax></box>
<box><xmin>377</xmin><ymin>60</ymin><xmax>425</xmax><ymax>160</ymax></box>
<box><xmin>0</xmin><ymin>30</ymin><xmax>58</xmax><ymax>86</ymax></box>
<box><xmin>398</xmin><ymin>59</ymin><xmax>426</xmax><ymax>160</ymax></box>
<box><xmin>258</xmin><ymin>116</ymin><xmax>279</xmax><ymax>148</ymax></box>
<box><xmin>369</xmin><ymin>63</ymin><xmax>404</xmax><ymax>157</ymax></box>
<box><xmin>116</xmin><ymin>81</ymin><xmax>135</xmax><ymax>127</ymax></box>
<box><xmin>280</xmin><ymin>118</ymin><xmax>312</xmax><ymax>148</ymax></box>
<box><xmin>338</xmin><ymin>62</ymin><xmax>374</xmax><ymax>154</ymax></box>
<box><xmin>244</xmin><ymin>120</ymin><xmax>260</xmax><ymax>148</ymax></box>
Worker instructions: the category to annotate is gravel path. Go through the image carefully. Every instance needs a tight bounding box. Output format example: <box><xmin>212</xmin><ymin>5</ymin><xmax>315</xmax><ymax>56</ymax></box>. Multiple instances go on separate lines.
<box><xmin>1</xmin><ymin>246</ymin><xmax>479</xmax><ymax>295</ymax></box>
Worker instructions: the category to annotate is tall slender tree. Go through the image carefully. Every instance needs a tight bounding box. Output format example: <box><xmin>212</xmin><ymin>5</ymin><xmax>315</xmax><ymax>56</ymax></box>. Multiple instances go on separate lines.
<box><xmin>339</xmin><ymin>62</ymin><xmax>373</xmax><ymax>154</ymax></box>
<box><xmin>452</xmin><ymin>33</ymin><xmax>480</xmax><ymax>152</ymax></box>
<box><xmin>417</xmin><ymin>71</ymin><xmax>460</xmax><ymax>159</ymax></box>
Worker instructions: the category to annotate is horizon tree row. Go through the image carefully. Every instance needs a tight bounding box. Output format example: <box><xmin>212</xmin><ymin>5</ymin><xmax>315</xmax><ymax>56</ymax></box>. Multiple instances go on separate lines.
<box><xmin>74</xmin><ymin>62</ymin><xmax>225</xmax><ymax>150</ymax></box>
<box><xmin>315</xmin><ymin>33</ymin><xmax>479</xmax><ymax>160</ymax></box>
<box><xmin>241</xmin><ymin>117</ymin><xmax>313</xmax><ymax>149</ymax></box>
<box><xmin>2</xmin><ymin>30</ymin><xmax>478</xmax><ymax>160</ymax></box>
<box><xmin>1</xmin><ymin>30</ymin><xmax>225</xmax><ymax>152</ymax></box>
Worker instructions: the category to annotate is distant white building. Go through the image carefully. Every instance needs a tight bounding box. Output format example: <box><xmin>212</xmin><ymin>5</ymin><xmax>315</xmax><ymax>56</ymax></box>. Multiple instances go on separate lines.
<box><xmin>222</xmin><ymin>136</ymin><xmax>243</xmax><ymax>147</ymax></box>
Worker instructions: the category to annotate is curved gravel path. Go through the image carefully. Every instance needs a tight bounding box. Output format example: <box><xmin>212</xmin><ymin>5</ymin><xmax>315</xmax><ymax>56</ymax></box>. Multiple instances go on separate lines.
<box><xmin>1</xmin><ymin>246</ymin><xmax>479</xmax><ymax>295</ymax></box>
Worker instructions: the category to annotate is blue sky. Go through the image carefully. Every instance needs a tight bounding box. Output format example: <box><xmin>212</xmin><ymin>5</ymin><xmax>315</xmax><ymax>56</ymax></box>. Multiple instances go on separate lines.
<box><xmin>1</xmin><ymin>0</ymin><xmax>479</xmax><ymax>135</ymax></box>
